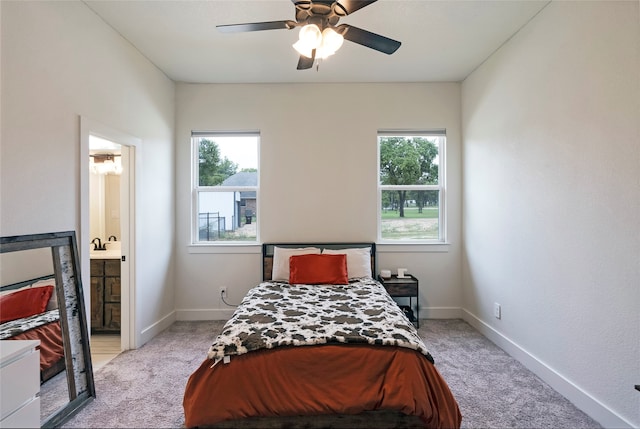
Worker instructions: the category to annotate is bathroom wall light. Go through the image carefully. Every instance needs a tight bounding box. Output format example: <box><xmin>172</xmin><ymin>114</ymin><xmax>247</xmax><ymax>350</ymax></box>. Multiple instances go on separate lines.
<box><xmin>90</xmin><ymin>154</ymin><xmax>122</xmax><ymax>175</ymax></box>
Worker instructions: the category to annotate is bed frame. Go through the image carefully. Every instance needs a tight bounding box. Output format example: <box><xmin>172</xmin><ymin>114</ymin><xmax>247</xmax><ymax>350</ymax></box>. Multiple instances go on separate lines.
<box><xmin>1</xmin><ymin>273</ymin><xmax>55</xmax><ymax>292</ymax></box>
<box><xmin>210</xmin><ymin>410</ymin><xmax>424</xmax><ymax>428</ymax></box>
<box><xmin>262</xmin><ymin>242</ymin><xmax>377</xmax><ymax>281</ymax></box>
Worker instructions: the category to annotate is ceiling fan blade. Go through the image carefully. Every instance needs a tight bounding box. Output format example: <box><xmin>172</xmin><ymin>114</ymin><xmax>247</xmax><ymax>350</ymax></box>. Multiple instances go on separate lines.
<box><xmin>217</xmin><ymin>20</ymin><xmax>295</xmax><ymax>33</ymax></box>
<box><xmin>335</xmin><ymin>0</ymin><xmax>378</xmax><ymax>16</ymax></box>
<box><xmin>297</xmin><ymin>50</ymin><xmax>316</xmax><ymax>70</ymax></box>
<box><xmin>292</xmin><ymin>0</ymin><xmax>312</xmax><ymax>10</ymax></box>
<box><xmin>336</xmin><ymin>24</ymin><xmax>401</xmax><ymax>54</ymax></box>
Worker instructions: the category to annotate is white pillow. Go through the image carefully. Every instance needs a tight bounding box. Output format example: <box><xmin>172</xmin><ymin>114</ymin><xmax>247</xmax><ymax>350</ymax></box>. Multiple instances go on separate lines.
<box><xmin>272</xmin><ymin>247</ymin><xmax>321</xmax><ymax>281</ymax></box>
<box><xmin>322</xmin><ymin>247</ymin><xmax>372</xmax><ymax>279</ymax></box>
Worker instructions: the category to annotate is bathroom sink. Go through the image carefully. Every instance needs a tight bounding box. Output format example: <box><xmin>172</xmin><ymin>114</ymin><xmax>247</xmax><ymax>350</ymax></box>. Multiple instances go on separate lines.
<box><xmin>90</xmin><ymin>250</ymin><xmax>121</xmax><ymax>259</ymax></box>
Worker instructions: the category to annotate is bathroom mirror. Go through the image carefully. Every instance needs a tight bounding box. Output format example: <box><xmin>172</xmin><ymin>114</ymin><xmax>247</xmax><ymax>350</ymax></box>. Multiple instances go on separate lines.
<box><xmin>0</xmin><ymin>231</ymin><xmax>95</xmax><ymax>428</ymax></box>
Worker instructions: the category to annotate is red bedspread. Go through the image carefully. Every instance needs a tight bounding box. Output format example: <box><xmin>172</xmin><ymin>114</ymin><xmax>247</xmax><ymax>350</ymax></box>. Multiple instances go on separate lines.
<box><xmin>184</xmin><ymin>344</ymin><xmax>461</xmax><ymax>428</ymax></box>
<box><xmin>10</xmin><ymin>321</ymin><xmax>65</xmax><ymax>376</ymax></box>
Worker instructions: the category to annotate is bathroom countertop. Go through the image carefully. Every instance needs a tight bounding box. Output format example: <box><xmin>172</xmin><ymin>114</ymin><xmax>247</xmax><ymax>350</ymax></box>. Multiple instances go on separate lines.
<box><xmin>90</xmin><ymin>249</ymin><xmax>121</xmax><ymax>260</ymax></box>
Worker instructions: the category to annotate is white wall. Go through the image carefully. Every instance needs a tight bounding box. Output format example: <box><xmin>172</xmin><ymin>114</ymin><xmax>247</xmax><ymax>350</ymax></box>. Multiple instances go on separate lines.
<box><xmin>89</xmin><ymin>173</ymin><xmax>106</xmax><ymax>242</ymax></box>
<box><xmin>1</xmin><ymin>1</ymin><xmax>176</xmax><ymax>347</ymax></box>
<box><xmin>462</xmin><ymin>1</ymin><xmax>639</xmax><ymax>427</ymax></box>
<box><xmin>175</xmin><ymin>83</ymin><xmax>462</xmax><ymax>320</ymax></box>
<box><xmin>6</xmin><ymin>1</ymin><xmax>635</xmax><ymax>424</ymax></box>
<box><xmin>0</xmin><ymin>248</ymin><xmax>52</xmax><ymax>286</ymax></box>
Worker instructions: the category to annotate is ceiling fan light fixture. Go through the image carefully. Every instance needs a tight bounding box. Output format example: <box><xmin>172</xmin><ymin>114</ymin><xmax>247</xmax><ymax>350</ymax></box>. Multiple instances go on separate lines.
<box><xmin>293</xmin><ymin>25</ymin><xmax>344</xmax><ymax>60</ymax></box>
<box><xmin>293</xmin><ymin>39</ymin><xmax>314</xmax><ymax>58</ymax></box>
<box><xmin>317</xmin><ymin>27</ymin><xmax>344</xmax><ymax>58</ymax></box>
<box><xmin>297</xmin><ymin>23</ymin><xmax>322</xmax><ymax>47</ymax></box>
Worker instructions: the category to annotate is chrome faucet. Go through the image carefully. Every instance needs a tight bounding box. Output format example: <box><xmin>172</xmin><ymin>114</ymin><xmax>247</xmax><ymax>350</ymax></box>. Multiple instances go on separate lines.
<box><xmin>91</xmin><ymin>237</ymin><xmax>105</xmax><ymax>251</ymax></box>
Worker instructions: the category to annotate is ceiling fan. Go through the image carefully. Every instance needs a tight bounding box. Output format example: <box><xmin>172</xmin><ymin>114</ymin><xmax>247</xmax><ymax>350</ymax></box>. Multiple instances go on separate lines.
<box><xmin>217</xmin><ymin>0</ymin><xmax>401</xmax><ymax>70</ymax></box>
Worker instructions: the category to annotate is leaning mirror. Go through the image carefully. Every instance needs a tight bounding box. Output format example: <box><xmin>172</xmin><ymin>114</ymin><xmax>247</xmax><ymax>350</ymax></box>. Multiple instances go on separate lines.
<box><xmin>0</xmin><ymin>231</ymin><xmax>95</xmax><ymax>428</ymax></box>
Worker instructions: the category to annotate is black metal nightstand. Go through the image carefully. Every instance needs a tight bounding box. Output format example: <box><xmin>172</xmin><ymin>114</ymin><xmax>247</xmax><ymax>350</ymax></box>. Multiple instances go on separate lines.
<box><xmin>378</xmin><ymin>274</ymin><xmax>419</xmax><ymax>327</ymax></box>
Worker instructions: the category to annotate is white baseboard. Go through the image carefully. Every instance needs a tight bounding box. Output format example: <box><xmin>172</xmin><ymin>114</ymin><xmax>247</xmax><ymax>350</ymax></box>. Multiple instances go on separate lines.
<box><xmin>139</xmin><ymin>310</ymin><xmax>176</xmax><ymax>346</ymax></box>
<box><xmin>461</xmin><ymin>308</ymin><xmax>633</xmax><ymax>429</ymax></box>
<box><xmin>175</xmin><ymin>308</ymin><xmax>236</xmax><ymax>321</ymax></box>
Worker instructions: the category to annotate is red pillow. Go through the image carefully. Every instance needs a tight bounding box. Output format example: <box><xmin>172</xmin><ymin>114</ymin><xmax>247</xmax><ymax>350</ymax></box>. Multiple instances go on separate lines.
<box><xmin>289</xmin><ymin>254</ymin><xmax>349</xmax><ymax>285</ymax></box>
<box><xmin>0</xmin><ymin>285</ymin><xmax>54</xmax><ymax>323</ymax></box>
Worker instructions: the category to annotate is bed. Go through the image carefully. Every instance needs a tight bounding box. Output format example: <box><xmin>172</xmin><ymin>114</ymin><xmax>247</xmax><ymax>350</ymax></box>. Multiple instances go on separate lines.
<box><xmin>0</xmin><ymin>274</ymin><xmax>66</xmax><ymax>383</ymax></box>
<box><xmin>183</xmin><ymin>243</ymin><xmax>461</xmax><ymax>428</ymax></box>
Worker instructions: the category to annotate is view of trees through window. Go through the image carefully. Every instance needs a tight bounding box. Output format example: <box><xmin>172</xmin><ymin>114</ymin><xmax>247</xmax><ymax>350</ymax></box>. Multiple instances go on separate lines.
<box><xmin>198</xmin><ymin>139</ymin><xmax>240</xmax><ymax>186</ymax></box>
<box><xmin>379</xmin><ymin>134</ymin><xmax>445</xmax><ymax>241</ymax></box>
<box><xmin>193</xmin><ymin>134</ymin><xmax>258</xmax><ymax>242</ymax></box>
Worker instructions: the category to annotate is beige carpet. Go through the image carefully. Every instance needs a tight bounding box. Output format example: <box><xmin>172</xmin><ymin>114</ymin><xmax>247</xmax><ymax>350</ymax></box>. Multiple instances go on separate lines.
<box><xmin>61</xmin><ymin>319</ymin><xmax>601</xmax><ymax>428</ymax></box>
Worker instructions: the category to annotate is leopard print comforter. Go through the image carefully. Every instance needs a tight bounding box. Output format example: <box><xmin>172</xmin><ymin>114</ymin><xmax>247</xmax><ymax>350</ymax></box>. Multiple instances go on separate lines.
<box><xmin>0</xmin><ymin>309</ymin><xmax>59</xmax><ymax>340</ymax></box>
<box><xmin>208</xmin><ymin>278</ymin><xmax>434</xmax><ymax>364</ymax></box>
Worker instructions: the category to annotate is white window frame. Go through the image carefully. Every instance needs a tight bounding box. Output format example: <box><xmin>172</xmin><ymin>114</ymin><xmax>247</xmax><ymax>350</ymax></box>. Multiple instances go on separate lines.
<box><xmin>191</xmin><ymin>131</ymin><xmax>260</xmax><ymax>245</ymax></box>
<box><xmin>377</xmin><ymin>130</ymin><xmax>446</xmax><ymax>244</ymax></box>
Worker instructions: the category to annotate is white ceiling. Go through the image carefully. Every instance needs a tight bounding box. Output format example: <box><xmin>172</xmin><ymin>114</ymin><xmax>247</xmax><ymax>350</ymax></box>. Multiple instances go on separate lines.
<box><xmin>84</xmin><ymin>0</ymin><xmax>549</xmax><ymax>84</ymax></box>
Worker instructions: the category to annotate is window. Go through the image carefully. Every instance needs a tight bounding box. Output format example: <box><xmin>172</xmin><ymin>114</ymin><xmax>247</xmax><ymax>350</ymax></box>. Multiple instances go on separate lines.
<box><xmin>378</xmin><ymin>131</ymin><xmax>445</xmax><ymax>242</ymax></box>
<box><xmin>192</xmin><ymin>132</ymin><xmax>259</xmax><ymax>243</ymax></box>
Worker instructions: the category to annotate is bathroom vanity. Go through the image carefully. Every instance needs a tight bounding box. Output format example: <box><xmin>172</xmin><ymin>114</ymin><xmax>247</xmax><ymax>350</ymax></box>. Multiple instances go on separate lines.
<box><xmin>90</xmin><ymin>255</ymin><xmax>121</xmax><ymax>333</ymax></box>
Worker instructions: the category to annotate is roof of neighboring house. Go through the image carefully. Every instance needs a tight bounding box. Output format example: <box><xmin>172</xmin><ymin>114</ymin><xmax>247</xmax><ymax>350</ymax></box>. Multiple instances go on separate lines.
<box><xmin>222</xmin><ymin>171</ymin><xmax>257</xmax><ymax>187</ymax></box>
<box><xmin>222</xmin><ymin>171</ymin><xmax>257</xmax><ymax>200</ymax></box>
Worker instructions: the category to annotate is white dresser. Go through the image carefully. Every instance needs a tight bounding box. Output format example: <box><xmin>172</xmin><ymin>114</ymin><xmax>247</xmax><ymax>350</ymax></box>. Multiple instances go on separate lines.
<box><xmin>0</xmin><ymin>340</ymin><xmax>41</xmax><ymax>428</ymax></box>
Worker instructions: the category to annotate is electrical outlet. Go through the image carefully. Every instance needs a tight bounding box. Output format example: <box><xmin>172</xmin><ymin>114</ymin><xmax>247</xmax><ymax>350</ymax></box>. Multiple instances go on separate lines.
<box><xmin>219</xmin><ymin>287</ymin><xmax>227</xmax><ymax>299</ymax></box>
<box><xmin>494</xmin><ymin>302</ymin><xmax>501</xmax><ymax>319</ymax></box>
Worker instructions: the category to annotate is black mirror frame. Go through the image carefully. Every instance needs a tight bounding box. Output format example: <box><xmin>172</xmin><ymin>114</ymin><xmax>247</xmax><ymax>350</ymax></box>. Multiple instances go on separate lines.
<box><xmin>0</xmin><ymin>231</ymin><xmax>96</xmax><ymax>428</ymax></box>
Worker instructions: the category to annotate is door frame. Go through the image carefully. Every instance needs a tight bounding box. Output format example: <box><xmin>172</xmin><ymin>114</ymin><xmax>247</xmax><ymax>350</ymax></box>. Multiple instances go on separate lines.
<box><xmin>80</xmin><ymin>116</ymin><xmax>139</xmax><ymax>350</ymax></box>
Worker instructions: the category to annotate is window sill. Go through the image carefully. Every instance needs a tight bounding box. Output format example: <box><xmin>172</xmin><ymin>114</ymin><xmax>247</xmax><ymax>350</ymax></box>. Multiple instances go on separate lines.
<box><xmin>376</xmin><ymin>242</ymin><xmax>451</xmax><ymax>253</ymax></box>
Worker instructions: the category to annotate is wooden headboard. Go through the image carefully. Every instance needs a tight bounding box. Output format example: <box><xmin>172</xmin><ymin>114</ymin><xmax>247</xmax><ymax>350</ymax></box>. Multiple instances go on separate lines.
<box><xmin>262</xmin><ymin>242</ymin><xmax>376</xmax><ymax>281</ymax></box>
<box><xmin>1</xmin><ymin>273</ymin><xmax>55</xmax><ymax>292</ymax></box>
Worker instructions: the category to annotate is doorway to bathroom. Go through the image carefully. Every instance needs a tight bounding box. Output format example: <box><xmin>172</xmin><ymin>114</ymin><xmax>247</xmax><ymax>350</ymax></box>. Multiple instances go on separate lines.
<box><xmin>81</xmin><ymin>117</ymin><xmax>138</xmax><ymax>355</ymax></box>
<box><xmin>89</xmin><ymin>136</ymin><xmax>123</xmax><ymax>366</ymax></box>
